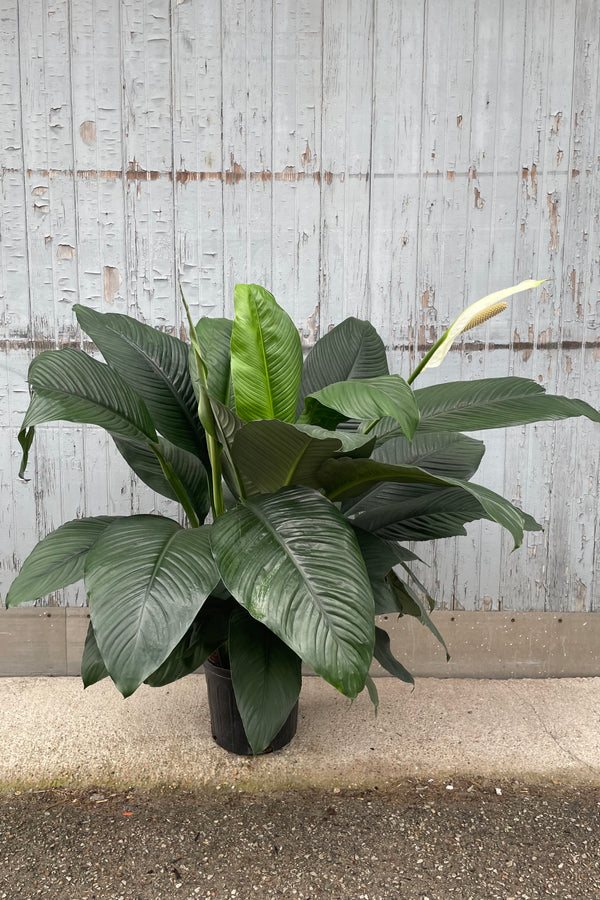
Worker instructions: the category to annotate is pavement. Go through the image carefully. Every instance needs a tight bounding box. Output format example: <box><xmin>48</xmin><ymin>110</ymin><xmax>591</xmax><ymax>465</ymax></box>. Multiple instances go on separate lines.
<box><xmin>3</xmin><ymin>676</ymin><xmax>600</xmax><ymax>900</ymax></box>
<box><xmin>2</xmin><ymin>674</ymin><xmax>600</xmax><ymax>789</ymax></box>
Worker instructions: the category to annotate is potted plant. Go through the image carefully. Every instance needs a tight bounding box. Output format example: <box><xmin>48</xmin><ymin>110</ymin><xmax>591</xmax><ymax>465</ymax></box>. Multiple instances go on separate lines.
<box><xmin>6</xmin><ymin>282</ymin><xmax>599</xmax><ymax>755</ymax></box>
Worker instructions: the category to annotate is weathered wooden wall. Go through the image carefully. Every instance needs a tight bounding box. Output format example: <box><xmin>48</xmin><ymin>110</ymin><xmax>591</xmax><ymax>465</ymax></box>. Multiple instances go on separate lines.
<box><xmin>1</xmin><ymin>0</ymin><xmax>599</xmax><ymax>612</ymax></box>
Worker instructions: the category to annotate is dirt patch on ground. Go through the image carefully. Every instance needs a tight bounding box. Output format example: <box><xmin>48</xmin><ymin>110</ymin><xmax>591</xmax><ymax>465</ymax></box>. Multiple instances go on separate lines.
<box><xmin>1</xmin><ymin>779</ymin><xmax>599</xmax><ymax>899</ymax></box>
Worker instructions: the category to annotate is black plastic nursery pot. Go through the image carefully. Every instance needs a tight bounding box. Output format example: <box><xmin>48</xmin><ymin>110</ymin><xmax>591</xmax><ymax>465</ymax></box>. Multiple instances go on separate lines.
<box><xmin>203</xmin><ymin>657</ymin><xmax>299</xmax><ymax>755</ymax></box>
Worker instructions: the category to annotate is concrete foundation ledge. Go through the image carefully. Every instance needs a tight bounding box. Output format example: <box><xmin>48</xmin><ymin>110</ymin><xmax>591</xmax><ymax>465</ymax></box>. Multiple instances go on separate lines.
<box><xmin>2</xmin><ymin>675</ymin><xmax>600</xmax><ymax>791</ymax></box>
<box><xmin>2</xmin><ymin>609</ymin><xmax>600</xmax><ymax>678</ymax></box>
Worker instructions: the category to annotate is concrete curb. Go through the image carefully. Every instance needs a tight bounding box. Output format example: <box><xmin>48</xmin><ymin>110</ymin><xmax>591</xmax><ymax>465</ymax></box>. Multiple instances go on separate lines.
<box><xmin>2</xmin><ymin>675</ymin><xmax>600</xmax><ymax>790</ymax></box>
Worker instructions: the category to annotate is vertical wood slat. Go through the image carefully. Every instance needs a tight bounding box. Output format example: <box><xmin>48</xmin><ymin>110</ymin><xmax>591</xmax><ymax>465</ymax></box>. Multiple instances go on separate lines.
<box><xmin>1</xmin><ymin>0</ymin><xmax>599</xmax><ymax>613</ymax></box>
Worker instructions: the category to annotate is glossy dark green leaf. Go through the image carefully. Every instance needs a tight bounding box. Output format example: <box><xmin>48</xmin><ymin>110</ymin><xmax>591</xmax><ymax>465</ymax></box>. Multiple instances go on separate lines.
<box><xmin>320</xmin><ymin>457</ymin><xmax>539</xmax><ymax>548</ymax></box>
<box><xmin>380</xmin><ymin>571</ymin><xmax>449</xmax><ymax>660</ymax></box>
<box><xmin>145</xmin><ymin>595</ymin><xmax>235</xmax><ymax>688</ymax></box>
<box><xmin>195</xmin><ymin>317</ymin><xmax>233</xmax><ymax>406</ymax></box>
<box><xmin>229</xmin><ymin>606</ymin><xmax>302</xmax><ymax>755</ymax></box>
<box><xmin>231</xmin><ymin>284</ymin><xmax>303</xmax><ymax>422</ymax></box>
<box><xmin>350</xmin><ymin>483</ymin><xmax>539</xmax><ymax>543</ymax></box>
<box><xmin>373</xmin><ymin>431</ymin><xmax>485</xmax><ymax>480</ymax></box>
<box><xmin>6</xmin><ymin>516</ymin><xmax>118</xmax><ymax>607</ymax></box>
<box><xmin>74</xmin><ymin>305</ymin><xmax>205</xmax><ymax>457</ymax></box>
<box><xmin>81</xmin><ymin>622</ymin><xmax>109</xmax><ymax>688</ymax></box>
<box><xmin>352</xmin><ymin>527</ymin><xmax>418</xmax><ymax>570</ymax></box>
<box><xmin>294</xmin><ymin>423</ymin><xmax>376</xmax><ymax>458</ymax></box>
<box><xmin>208</xmin><ymin>395</ymin><xmax>247</xmax><ymax>499</ymax></box>
<box><xmin>20</xmin><ymin>350</ymin><xmax>157</xmax><ymax>479</ymax></box>
<box><xmin>84</xmin><ymin>517</ymin><xmax>220</xmax><ymax>697</ymax></box>
<box><xmin>298</xmin><ymin>317</ymin><xmax>389</xmax><ymax>415</ymax></box>
<box><xmin>414</xmin><ymin>377</ymin><xmax>600</xmax><ymax>433</ymax></box>
<box><xmin>231</xmin><ymin>419</ymin><xmax>342</xmax><ymax>494</ymax></box>
<box><xmin>302</xmin><ymin>376</ymin><xmax>419</xmax><ymax>439</ymax></box>
<box><xmin>112</xmin><ymin>435</ymin><xmax>210</xmax><ymax>521</ymax></box>
<box><xmin>211</xmin><ymin>486</ymin><xmax>375</xmax><ymax>698</ymax></box>
<box><xmin>400</xmin><ymin>563</ymin><xmax>436</xmax><ymax>612</ymax></box>
<box><xmin>351</xmin><ymin>528</ymin><xmax>418</xmax><ymax>614</ymax></box>
<box><xmin>374</xmin><ymin>627</ymin><xmax>414</xmax><ymax>685</ymax></box>
<box><xmin>364</xmin><ymin>674</ymin><xmax>379</xmax><ymax>711</ymax></box>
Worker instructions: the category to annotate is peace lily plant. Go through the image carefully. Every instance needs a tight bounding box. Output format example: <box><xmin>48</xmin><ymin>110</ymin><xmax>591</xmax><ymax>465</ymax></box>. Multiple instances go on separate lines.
<box><xmin>7</xmin><ymin>281</ymin><xmax>600</xmax><ymax>753</ymax></box>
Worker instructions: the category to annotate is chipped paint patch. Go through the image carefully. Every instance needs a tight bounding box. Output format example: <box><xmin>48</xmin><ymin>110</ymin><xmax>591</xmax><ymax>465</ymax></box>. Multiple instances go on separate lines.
<box><xmin>551</xmin><ymin>111</ymin><xmax>562</xmax><ymax>135</ymax></box>
<box><xmin>79</xmin><ymin>120</ymin><xmax>97</xmax><ymax>144</ymax></box>
<box><xmin>547</xmin><ymin>193</ymin><xmax>560</xmax><ymax>252</ymax></box>
<box><xmin>56</xmin><ymin>244</ymin><xmax>75</xmax><ymax>260</ymax></box>
<box><xmin>103</xmin><ymin>267</ymin><xmax>122</xmax><ymax>304</ymax></box>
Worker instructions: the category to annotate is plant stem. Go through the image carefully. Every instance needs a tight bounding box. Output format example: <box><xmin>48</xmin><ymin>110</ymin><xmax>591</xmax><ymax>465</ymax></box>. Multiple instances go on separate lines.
<box><xmin>178</xmin><ymin>280</ymin><xmax>226</xmax><ymax>519</ymax></box>
<box><xmin>406</xmin><ymin>329</ymin><xmax>449</xmax><ymax>385</ymax></box>
<box><xmin>150</xmin><ymin>443</ymin><xmax>200</xmax><ymax>528</ymax></box>
<box><xmin>207</xmin><ymin>433</ymin><xmax>225</xmax><ymax>517</ymax></box>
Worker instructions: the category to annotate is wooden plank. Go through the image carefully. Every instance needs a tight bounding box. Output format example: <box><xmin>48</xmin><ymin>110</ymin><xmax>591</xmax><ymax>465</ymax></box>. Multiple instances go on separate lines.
<box><xmin>220</xmin><ymin>0</ymin><xmax>274</xmax><ymax>307</ymax></box>
<box><xmin>502</xmin><ymin>0</ymin><xmax>578</xmax><ymax>612</ymax></box>
<box><xmin>70</xmin><ymin>0</ymin><xmax>127</xmax><ymax>312</ymax></box>
<box><xmin>370</xmin><ymin>0</ymin><xmax>425</xmax><ymax>349</ymax></box>
<box><xmin>543</xmin><ymin>0</ymin><xmax>600</xmax><ymax>612</ymax></box>
<box><xmin>271</xmin><ymin>0</ymin><xmax>322</xmax><ymax>339</ymax></box>
<box><xmin>320</xmin><ymin>0</ymin><xmax>374</xmax><ymax>328</ymax></box>
<box><xmin>1</xmin><ymin>351</ymin><xmax>38</xmax><ymax>608</ymax></box>
<box><xmin>172</xmin><ymin>0</ymin><xmax>224</xmax><ymax>319</ymax></box>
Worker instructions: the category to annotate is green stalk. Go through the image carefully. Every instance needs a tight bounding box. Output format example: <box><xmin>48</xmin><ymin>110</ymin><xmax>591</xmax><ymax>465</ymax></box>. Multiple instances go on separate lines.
<box><xmin>406</xmin><ymin>329</ymin><xmax>449</xmax><ymax>385</ymax></box>
<box><xmin>150</xmin><ymin>443</ymin><xmax>200</xmax><ymax>528</ymax></box>
<box><xmin>179</xmin><ymin>281</ymin><xmax>225</xmax><ymax>519</ymax></box>
<box><xmin>207</xmin><ymin>433</ymin><xmax>225</xmax><ymax>517</ymax></box>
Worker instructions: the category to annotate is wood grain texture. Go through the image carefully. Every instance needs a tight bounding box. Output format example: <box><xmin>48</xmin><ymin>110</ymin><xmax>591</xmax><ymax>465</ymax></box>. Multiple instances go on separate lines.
<box><xmin>1</xmin><ymin>0</ymin><xmax>598</xmax><ymax>613</ymax></box>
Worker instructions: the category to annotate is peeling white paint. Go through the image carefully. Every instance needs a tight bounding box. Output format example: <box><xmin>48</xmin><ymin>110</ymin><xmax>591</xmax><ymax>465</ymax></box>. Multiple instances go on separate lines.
<box><xmin>1</xmin><ymin>0</ymin><xmax>599</xmax><ymax>612</ymax></box>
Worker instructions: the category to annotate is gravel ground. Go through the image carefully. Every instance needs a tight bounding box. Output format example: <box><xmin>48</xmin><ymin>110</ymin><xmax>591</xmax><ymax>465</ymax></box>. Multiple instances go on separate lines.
<box><xmin>1</xmin><ymin>779</ymin><xmax>599</xmax><ymax>900</ymax></box>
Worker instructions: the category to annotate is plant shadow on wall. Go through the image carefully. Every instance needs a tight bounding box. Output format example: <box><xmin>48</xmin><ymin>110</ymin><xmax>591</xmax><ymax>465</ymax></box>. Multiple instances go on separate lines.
<box><xmin>7</xmin><ymin>282</ymin><xmax>600</xmax><ymax>755</ymax></box>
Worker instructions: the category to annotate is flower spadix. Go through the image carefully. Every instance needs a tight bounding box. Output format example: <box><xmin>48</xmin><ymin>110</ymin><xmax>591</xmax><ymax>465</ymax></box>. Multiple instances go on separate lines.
<box><xmin>408</xmin><ymin>279</ymin><xmax>547</xmax><ymax>383</ymax></box>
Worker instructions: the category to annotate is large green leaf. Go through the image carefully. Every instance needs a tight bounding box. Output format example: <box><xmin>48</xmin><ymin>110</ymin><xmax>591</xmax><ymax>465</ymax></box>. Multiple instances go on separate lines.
<box><xmin>208</xmin><ymin>395</ymin><xmax>247</xmax><ymax>499</ymax></box>
<box><xmin>352</xmin><ymin>526</ymin><xmax>418</xmax><ymax>568</ymax></box>
<box><xmin>351</xmin><ymin>527</ymin><xmax>418</xmax><ymax>613</ymax></box>
<box><xmin>294</xmin><ymin>423</ymin><xmax>376</xmax><ymax>458</ymax></box>
<box><xmin>231</xmin><ymin>419</ymin><xmax>343</xmax><ymax>494</ymax></box>
<box><xmin>74</xmin><ymin>305</ymin><xmax>205</xmax><ymax>457</ymax></box>
<box><xmin>414</xmin><ymin>377</ymin><xmax>600</xmax><ymax>433</ymax></box>
<box><xmin>111</xmin><ymin>435</ymin><xmax>210</xmax><ymax>521</ymax></box>
<box><xmin>230</xmin><ymin>284</ymin><xmax>303</xmax><ymax>422</ymax></box>
<box><xmin>373</xmin><ymin>627</ymin><xmax>414</xmax><ymax>685</ymax></box>
<box><xmin>84</xmin><ymin>517</ymin><xmax>220</xmax><ymax>697</ymax></box>
<box><xmin>319</xmin><ymin>457</ymin><xmax>539</xmax><ymax>549</ymax></box>
<box><xmin>373</xmin><ymin>431</ymin><xmax>485</xmax><ymax>480</ymax></box>
<box><xmin>195</xmin><ymin>317</ymin><xmax>233</xmax><ymax>406</ymax></box>
<box><xmin>6</xmin><ymin>517</ymin><xmax>118</xmax><ymax>607</ymax></box>
<box><xmin>81</xmin><ymin>622</ymin><xmax>109</xmax><ymax>688</ymax></box>
<box><xmin>377</xmin><ymin>571</ymin><xmax>449</xmax><ymax>660</ymax></box>
<box><xmin>19</xmin><ymin>349</ymin><xmax>157</xmax><ymax>476</ymax></box>
<box><xmin>229</xmin><ymin>606</ymin><xmax>302</xmax><ymax>754</ymax></box>
<box><xmin>350</xmin><ymin>485</ymin><xmax>492</xmax><ymax>541</ymax></box>
<box><xmin>210</xmin><ymin>486</ymin><xmax>375</xmax><ymax>698</ymax></box>
<box><xmin>364</xmin><ymin>674</ymin><xmax>379</xmax><ymax>711</ymax></box>
<box><xmin>301</xmin><ymin>376</ymin><xmax>419</xmax><ymax>439</ymax></box>
<box><xmin>145</xmin><ymin>595</ymin><xmax>235</xmax><ymax>688</ymax></box>
<box><xmin>297</xmin><ymin>317</ymin><xmax>389</xmax><ymax>415</ymax></box>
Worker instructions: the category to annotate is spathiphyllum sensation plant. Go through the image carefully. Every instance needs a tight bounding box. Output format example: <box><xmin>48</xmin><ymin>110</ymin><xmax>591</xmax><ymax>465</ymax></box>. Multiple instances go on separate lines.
<box><xmin>7</xmin><ymin>282</ymin><xmax>600</xmax><ymax>753</ymax></box>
